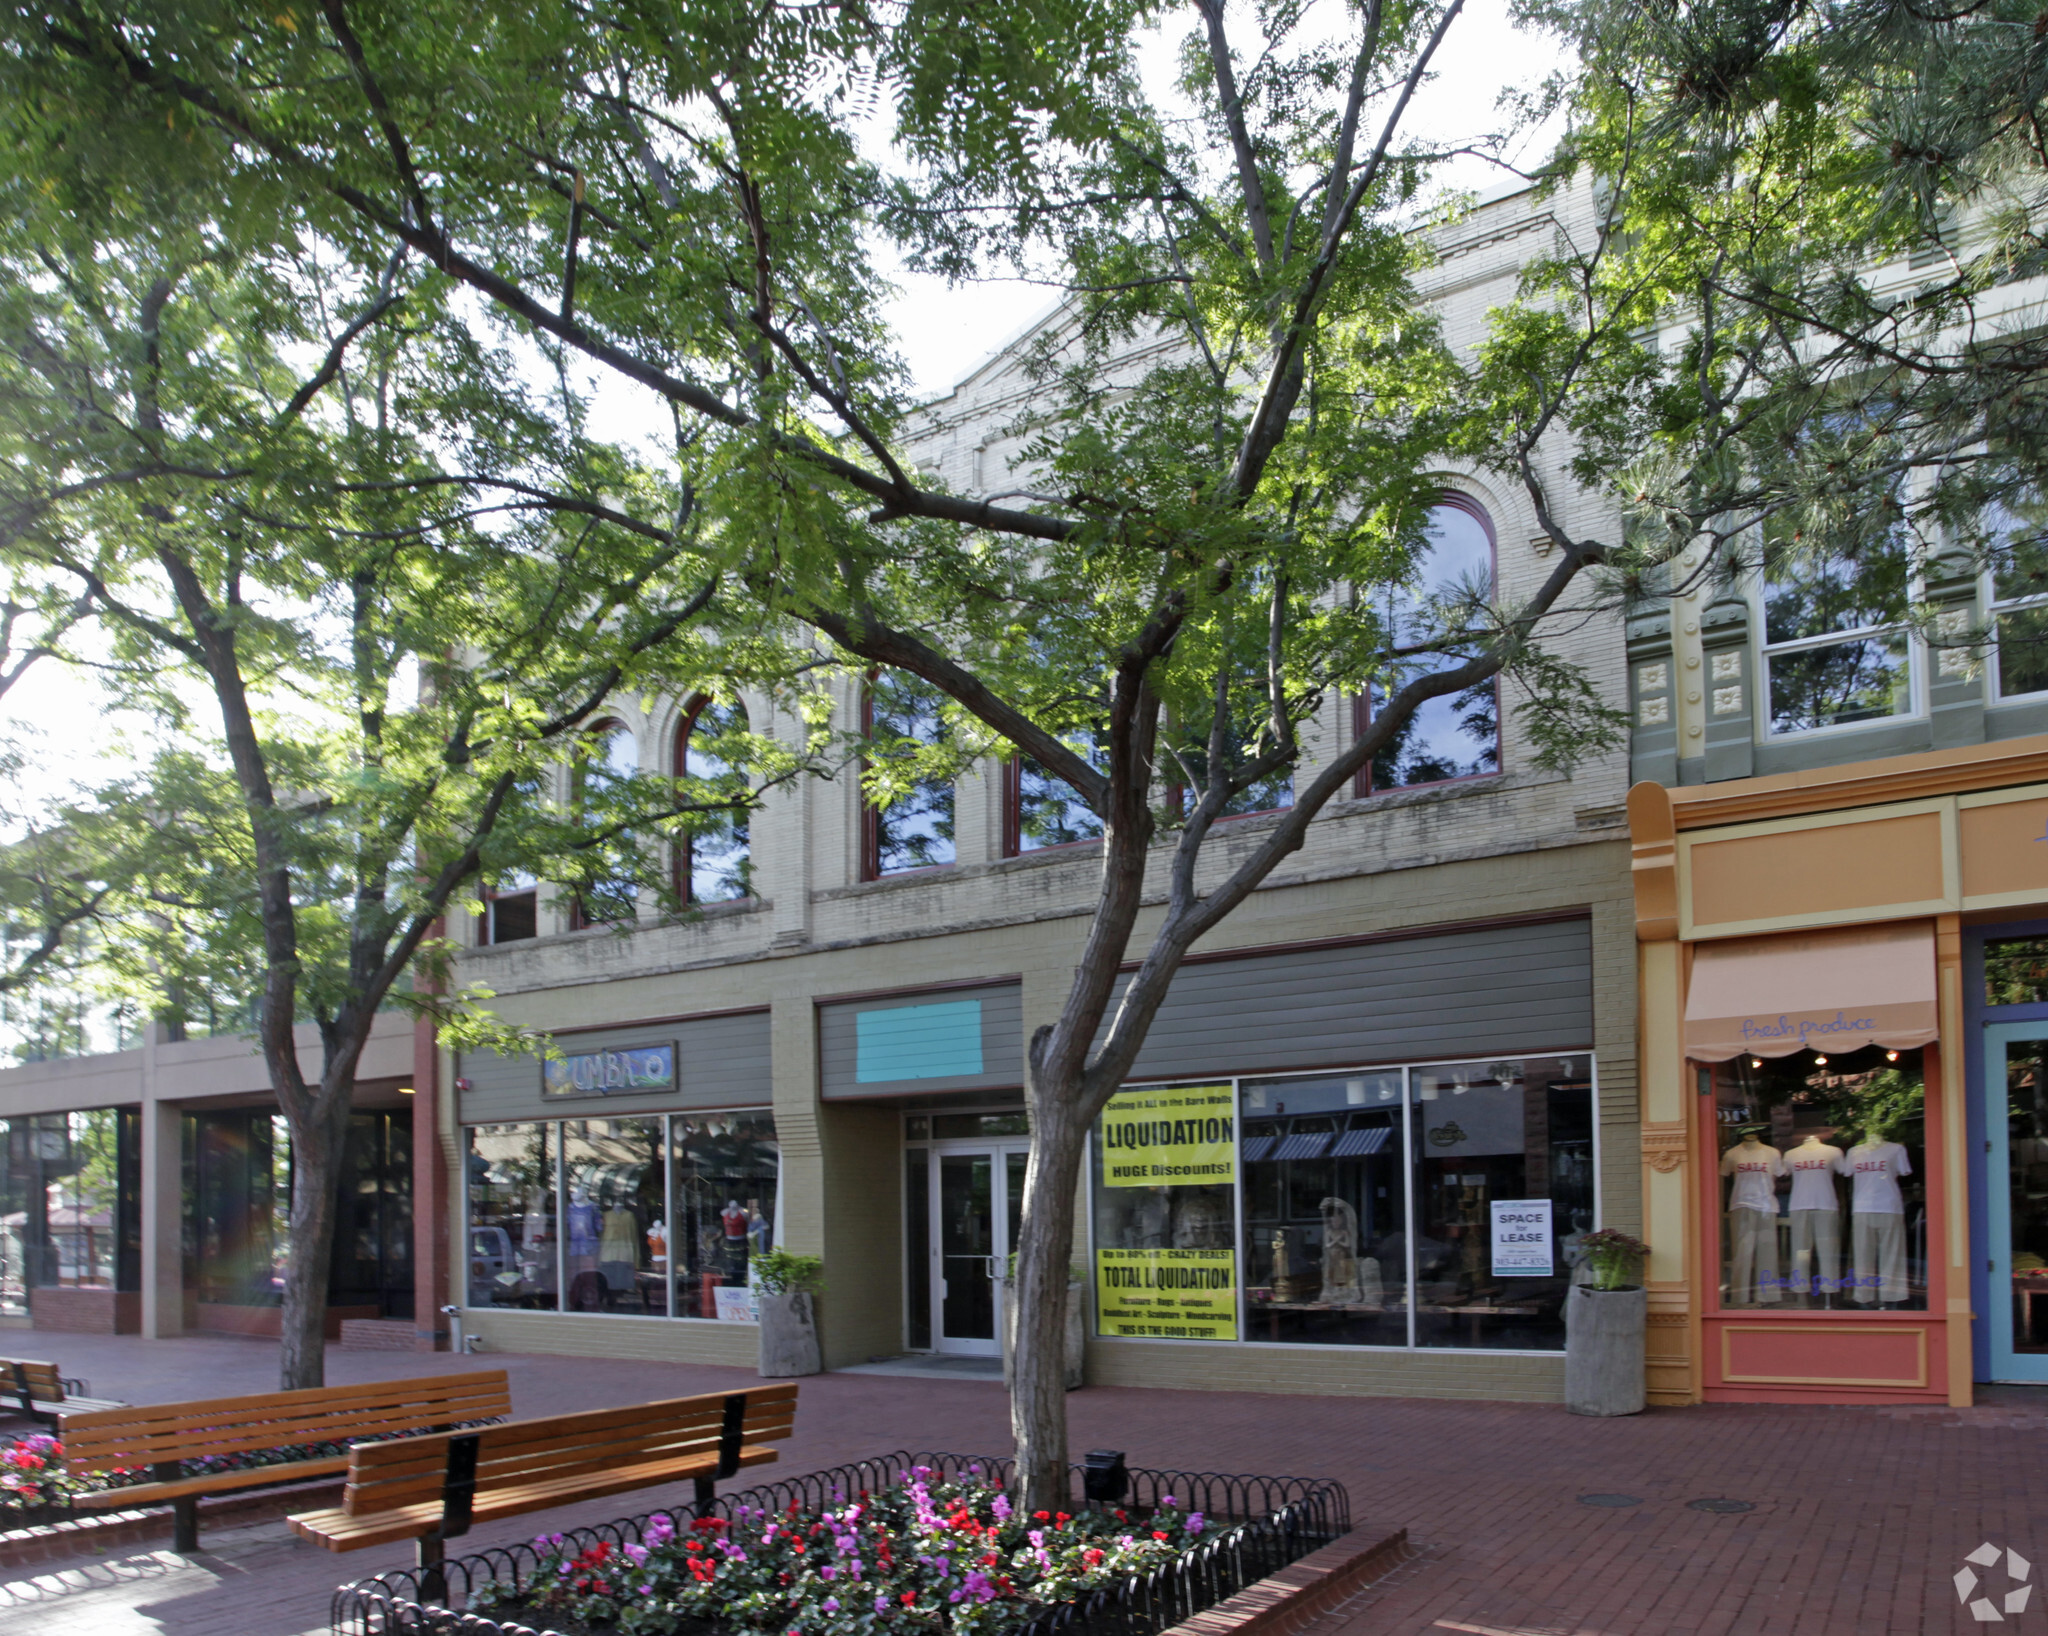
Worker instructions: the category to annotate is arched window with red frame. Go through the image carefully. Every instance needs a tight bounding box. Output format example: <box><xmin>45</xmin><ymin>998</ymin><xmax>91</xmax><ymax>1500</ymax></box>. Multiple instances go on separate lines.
<box><xmin>672</xmin><ymin>693</ymin><xmax>752</xmax><ymax>903</ymax></box>
<box><xmin>1355</xmin><ymin>492</ymin><xmax>1502</xmax><ymax>795</ymax></box>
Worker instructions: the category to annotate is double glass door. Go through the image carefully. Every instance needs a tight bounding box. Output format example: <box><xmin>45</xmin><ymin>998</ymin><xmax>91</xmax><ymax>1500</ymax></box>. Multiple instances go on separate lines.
<box><xmin>1986</xmin><ymin>1025</ymin><xmax>2048</xmax><ymax>1382</ymax></box>
<box><xmin>927</xmin><ymin>1144</ymin><xmax>1028</xmax><ymax>1356</ymax></box>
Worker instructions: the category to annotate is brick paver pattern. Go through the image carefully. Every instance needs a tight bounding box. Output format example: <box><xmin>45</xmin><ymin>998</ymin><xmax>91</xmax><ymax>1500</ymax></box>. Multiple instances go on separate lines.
<box><xmin>0</xmin><ymin>1333</ymin><xmax>2041</xmax><ymax>1636</ymax></box>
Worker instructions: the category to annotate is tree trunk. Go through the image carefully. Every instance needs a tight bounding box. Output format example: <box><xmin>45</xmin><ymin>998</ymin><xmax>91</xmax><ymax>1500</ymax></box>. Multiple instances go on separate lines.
<box><xmin>1011</xmin><ymin>1067</ymin><xmax>1087</xmax><ymax>1514</ymax></box>
<box><xmin>278</xmin><ymin>1093</ymin><xmax>351</xmax><ymax>1391</ymax></box>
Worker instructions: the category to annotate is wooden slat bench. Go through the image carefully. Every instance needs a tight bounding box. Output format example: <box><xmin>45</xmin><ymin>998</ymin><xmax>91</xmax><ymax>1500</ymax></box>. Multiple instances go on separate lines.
<box><xmin>1</xmin><ymin>1358</ymin><xmax>126</xmax><ymax>1428</ymax></box>
<box><xmin>288</xmin><ymin>1382</ymin><xmax>798</xmax><ymax>1585</ymax></box>
<box><xmin>62</xmin><ymin>1369</ymin><xmax>512</xmax><ymax>1552</ymax></box>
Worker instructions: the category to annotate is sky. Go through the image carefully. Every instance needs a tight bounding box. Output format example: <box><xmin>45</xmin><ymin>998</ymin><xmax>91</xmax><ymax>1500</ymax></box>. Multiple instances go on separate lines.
<box><xmin>0</xmin><ymin>0</ymin><xmax>1570</xmax><ymax>821</ymax></box>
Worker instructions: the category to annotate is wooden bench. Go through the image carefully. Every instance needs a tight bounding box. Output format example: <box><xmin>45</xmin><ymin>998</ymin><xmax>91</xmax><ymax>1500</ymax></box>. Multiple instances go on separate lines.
<box><xmin>62</xmin><ymin>1370</ymin><xmax>512</xmax><ymax>1552</ymax></box>
<box><xmin>1</xmin><ymin>1358</ymin><xmax>126</xmax><ymax>1428</ymax></box>
<box><xmin>288</xmin><ymin>1382</ymin><xmax>798</xmax><ymax>1584</ymax></box>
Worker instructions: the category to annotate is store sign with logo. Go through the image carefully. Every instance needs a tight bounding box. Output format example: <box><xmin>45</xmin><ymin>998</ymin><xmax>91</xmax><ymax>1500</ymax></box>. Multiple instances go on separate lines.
<box><xmin>1097</xmin><ymin>1084</ymin><xmax>1236</xmax><ymax>1187</ymax></box>
<box><xmin>1490</xmin><ymin>1198</ymin><xmax>1554</xmax><ymax>1276</ymax></box>
<box><xmin>1095</xmin><ymin>1247</ymin><xmax>1238</xmax><ymax>1340</ymax></box>
<box><xmin>542</xmin><ymin>1042</ymin><xmax>677</xmax><ymax>1099</ymax></box>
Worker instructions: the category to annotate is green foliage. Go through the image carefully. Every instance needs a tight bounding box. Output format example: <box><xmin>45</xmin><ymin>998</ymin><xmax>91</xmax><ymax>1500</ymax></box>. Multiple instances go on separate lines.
<box><xmin>1576</xmin><ymin>1227</ymin><xmax>1649</xmax><ymax>1292</ymax></box>
<box><xmin>749</xmin><ymin>1249</ymin><xmax>824</xmax><ymax>1296</ymax></box>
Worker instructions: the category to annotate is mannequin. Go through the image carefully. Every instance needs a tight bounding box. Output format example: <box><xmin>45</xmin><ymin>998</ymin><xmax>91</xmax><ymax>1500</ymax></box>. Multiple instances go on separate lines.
<box><xmin>1318</xmin><ymin>1198</ymin><xmax>1364</xmax><ymax>1305</ymax></box>
<box><xmin>747</xmin><ymin>1198</ymin><xmax>771</xmax><ymax>1257</ymax></box>
<box><xmin>1720</xmin><ymin>1128</ymin><xmax>1785</xmax><ymax>1304</ymax></box>
<box><xmin>600</xmin><ymin>1198</ymin><xmax>640</xmax><ymax>1298</ymax></box>
<box><xmin>1783</xmin><ymin>1134</ymin><xmax>1845</xmax><ymax>1300</ymax></box>
<box><xmin>567</xmin><ymin>1186</ymin><xmax>601</xmax><ymax>1261</ymax></box>
<box><xmin>1837</xmin><ymin>1127</ymin><xmax>1913</xmax><ymax>1304</ymax></box>
<box><xmin>646</xmin><ymin>1218</ymin><xmax>668</xmax><ymax>1270</ymax></box>
<box><xmin>721</xmin><ymin>1198</ymin><xmax>749</xmax><ymax>1278</ymax></box>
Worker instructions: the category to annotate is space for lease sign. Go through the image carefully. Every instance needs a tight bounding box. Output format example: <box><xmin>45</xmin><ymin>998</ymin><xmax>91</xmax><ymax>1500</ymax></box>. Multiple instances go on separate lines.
<box><xmin>1098</xmin><ymin>1084</ymin><xmax>1236</xmax><ymax>1187</ymax></box>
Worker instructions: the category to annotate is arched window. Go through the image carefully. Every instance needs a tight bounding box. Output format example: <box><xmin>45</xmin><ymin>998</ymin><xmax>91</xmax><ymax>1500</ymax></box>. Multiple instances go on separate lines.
<box><xmin>1356</xmin><ymin>494</ymin><xmax>1502</xmax><ymax>794</ymax></box>
<box><xmin>863</xmin><ymin>671</ymin><xmax>956</xmax><ymax>878</ymax></box>
<box><xmin>673</xmin><ymin>694</ymin><xmax>752</xmax><ymax>903</ymax></box>
<box><xmin>570</xmin><ymin>720</ymin><xmax>640</xmax><ymax>929</ymax></box>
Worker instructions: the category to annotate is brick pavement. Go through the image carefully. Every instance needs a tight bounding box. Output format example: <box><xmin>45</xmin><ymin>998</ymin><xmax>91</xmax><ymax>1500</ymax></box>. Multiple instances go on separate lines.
<box><xmin>0</xmin><ymin>1332</ymin><xmax>2042</xmax><ymax>1636</ymax></box>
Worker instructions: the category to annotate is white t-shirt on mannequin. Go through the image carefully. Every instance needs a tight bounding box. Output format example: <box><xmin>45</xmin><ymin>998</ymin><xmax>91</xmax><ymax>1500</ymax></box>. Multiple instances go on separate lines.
<box><xmin>1720</xmin><ymin>1142</ymin><xmax>1785</xmax><ymax>1211</ymax></box>
<box><xmin>1835</xmin><ymin>1142</ymin><xmax>1911</xmax><ymax>1214</ymax></box>
<box><xmin>1784</xmin><ymin>1141</ymin><xmax>1845</xmax><ymax>1211</ymax></box>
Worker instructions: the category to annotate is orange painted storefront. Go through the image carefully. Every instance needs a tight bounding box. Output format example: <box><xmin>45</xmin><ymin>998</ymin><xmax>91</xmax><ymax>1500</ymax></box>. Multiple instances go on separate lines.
<box><xmin>1629</xmin><ymin>735</ymin><xmax>2048</xmax><ymax>1406</ymax></box>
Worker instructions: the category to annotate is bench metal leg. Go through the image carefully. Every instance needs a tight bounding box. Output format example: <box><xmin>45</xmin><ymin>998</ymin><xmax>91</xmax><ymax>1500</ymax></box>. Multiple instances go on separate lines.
<box><xmin>694</xmin><ymin>1475</ymin><xmax>715</xmax><ymax>1513</ymax></box>
<box><xmin>416</xmin><ymin>1535</ymin><xmax>447</xmax><ymax>1605</ymax></box>
<box><xmin>171</xmin><ymin>1496</ymin><xmax>198</xmax><ymax>1554</ymax></box>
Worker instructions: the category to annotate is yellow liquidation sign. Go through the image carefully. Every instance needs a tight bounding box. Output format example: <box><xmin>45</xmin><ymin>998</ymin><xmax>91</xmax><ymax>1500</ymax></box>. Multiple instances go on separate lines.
<box><xmin>1096</xmin><ymin>1248</ymin><xmax>1238</xmax><ymax>1341</ymax></box>
<box><xmin>1098</xmin><ymin>1084</ymin><xmax>1236</xmax><ymax>1187</ymax></box>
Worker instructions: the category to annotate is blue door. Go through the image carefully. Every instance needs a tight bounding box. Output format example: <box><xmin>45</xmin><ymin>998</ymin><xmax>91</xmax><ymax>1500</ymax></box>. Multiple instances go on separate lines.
<box><xmin>1983</xmin><ymin>1024</ymin><xmax>2048</xmax><ymax>1382</ymax></box>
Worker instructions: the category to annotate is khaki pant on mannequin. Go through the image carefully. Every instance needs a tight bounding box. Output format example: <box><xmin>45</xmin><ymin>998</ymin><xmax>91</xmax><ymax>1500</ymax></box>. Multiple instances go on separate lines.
<box><xmin>1789</xmin><ymin>1208</ymin><xmax>1842</xmax><ymax>1299</ymax></box>
<box><xmin>1727</xmin><ymin>1208</ymin><xmax>1781</xmax><ymax>1304</ymax></box>
<box><xmin>1850</xmin><ymin>1212</ymin><xmax>1907</xmax><ymax>1304</ymax></box>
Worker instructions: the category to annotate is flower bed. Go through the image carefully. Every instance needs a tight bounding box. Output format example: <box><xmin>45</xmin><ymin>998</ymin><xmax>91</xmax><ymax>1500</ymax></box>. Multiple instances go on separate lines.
<box><xmin>330</xmin><ymin>1452</ymin><xmax>1350</xmax><ymax>1636</ymax></box>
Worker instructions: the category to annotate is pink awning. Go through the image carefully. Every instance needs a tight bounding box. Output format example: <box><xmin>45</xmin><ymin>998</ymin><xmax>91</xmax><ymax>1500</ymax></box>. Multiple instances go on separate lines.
<box><xmin>1684</xmin><ymin>923</ymin><xmax>1937</xmax><ymax>1061</ymax></box>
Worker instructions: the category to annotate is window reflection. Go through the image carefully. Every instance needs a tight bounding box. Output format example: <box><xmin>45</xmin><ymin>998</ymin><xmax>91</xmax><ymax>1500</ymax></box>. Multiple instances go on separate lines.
<box><xmin>1241</xmin><ymin>1073</ymin><xmax>1407</xmax><ymax>1345</ymax></box>
<box><xmin>1363</xmin><ymin>499</ymin><xmax>1501</xmax><ymax>791</ymax></box>
<box><xmin>1409</xmin><ymin>1056</ymin><xmax>1594</xmax><ymax>1349</ymax></box>
<box><xmin>868</xmin><ymin>672</ymin><xmax>956</xmax><ymax>874</ymax></box>
<box><xmin>670</xmin><ymin>1112</ymin><xmax>779</xmax><ymax>1320</ymax></box>
<box><xmin>560</xmin><ymin>1118</ymin><xmax>665</xmax><ymax>1315</ymax></box>
<box><xmin>466</xmin><ymin>1123</ymin><xmax>558</xmax><ymax>1310</ymax></box>
<box><xmin>676</xmin><ymin>696</ymin><xmax>752</xmax><ymax>903</ymax></box>
<box><xmin>1762</xmin><ymin>529</ymin><xmax>1915</xmax><ymax>733</ymax></box>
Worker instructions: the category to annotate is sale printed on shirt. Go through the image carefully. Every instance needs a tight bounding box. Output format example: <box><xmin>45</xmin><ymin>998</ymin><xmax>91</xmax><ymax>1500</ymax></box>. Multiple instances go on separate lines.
<box><xmin>1490</xmin><ymin>1198</ymin><xmax>1555</xmax><ymax>1276</ymax></box>
<box><xmin>1095</xmin><ymin>1247</ymin><xmax>1238</xmax><ymax>1340</ymax></box>
<box><xmin>1097</xmin><ymin>1084</ymin><xmax>1236</xmax><ymax>1187</ymax></box>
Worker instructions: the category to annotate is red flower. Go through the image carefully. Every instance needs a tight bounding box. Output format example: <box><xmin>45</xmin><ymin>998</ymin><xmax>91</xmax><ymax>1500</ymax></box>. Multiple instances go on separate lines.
<box><xmin>1084</xmin><ymin>1548</ymin><xmax>1105</xmax><ymax>1568</ymax></box>
<box><xmin>901</xmin><ymin>1592</ymin><xmax>919</xmax><ymax>1607</ymax></box>
<box><xmin>1152</xmin><ymin>1530</ymin><xmax>1170</xmax><ymax>1541</ymax></box>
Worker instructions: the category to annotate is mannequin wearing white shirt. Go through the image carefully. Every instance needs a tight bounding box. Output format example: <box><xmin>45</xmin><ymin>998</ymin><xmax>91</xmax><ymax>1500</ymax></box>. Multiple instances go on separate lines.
<box><xmin>1836</xmin><ymin>1134</ymin><xmax>1913</xmax><ymax>1304</ymax></box>
<box><xmin>1782</xmin><ymin>1135</ymin><xmax>1845</xmax><ymax>1301</ymax></box>
<box><xmin>1720</xmin><ymin>1132</ymin><xmax>1786</xmax><ymax>1305</ymax></box>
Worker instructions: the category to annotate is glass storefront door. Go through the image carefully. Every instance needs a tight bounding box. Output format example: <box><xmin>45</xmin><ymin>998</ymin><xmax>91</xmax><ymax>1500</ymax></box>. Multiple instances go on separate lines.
<box><xmin>929</xmin><ymin>1143</ymin><xmax>1027</xmax><ymax>1355</ymax></box>
<box><xmin>1986</xmin><ymin>1025</ymin><xmax>2048</xmax><ymax>1382</ymax></box>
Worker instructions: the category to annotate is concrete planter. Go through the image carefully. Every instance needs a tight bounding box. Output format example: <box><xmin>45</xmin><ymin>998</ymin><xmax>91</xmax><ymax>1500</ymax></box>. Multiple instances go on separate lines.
<box><xmin>1564</xmin><ymin>1285</ymin><xmax>1646</xmax><ymax>1417</ymax></box>
<box><xmin>757</xmin><ymin>1290</ymin><xmax>822</xmax><ymax>1378</ymax></box>
<box><xmin>998</xmin><ymin>1278</ymin><xmax>1086</xmax><ymax>1391</ymax></box>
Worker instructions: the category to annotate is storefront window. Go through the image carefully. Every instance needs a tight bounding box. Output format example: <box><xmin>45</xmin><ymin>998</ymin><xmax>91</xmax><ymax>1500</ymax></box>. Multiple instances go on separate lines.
<box><xmin>1409</xmin><ymin>1056</ymin><xmax>1594</xmax><ymax>1350</ymax></box>
<box><xmin>560</xmin><ymin>1118</ymin><xmax>665</xmax><ymax>1315</ymax></box>
<box><xmin>0</xmin><ymin>1110</ymin><xmax>141</xmax><ymax>1303</ymax></box>
<box><xmin>466</xmin><ymin>1122</ymin><xmax>558</xmax><ymax>1311</ymax></box>
<box><xmin>1091</xmin><ymin>1057</ymin><xmax>1598</xmax><ymax>1352</ymax></box>
<box><xmin>670</xmin><ymin>1112</ymin><xmax>779</xmax><ymax>1321</ymax></box>
<box><xmin>2003</xmin><ymin>1040</ymin><xmax>2048</xmax><ymax>1358</ymax></box>
<box><xmin>1708</xmin><ymin>1047</ymin><xmax>1928</xmax><ymax>1311</ymax></box>
<box><xmin>1241</xmin><ymin>1072</ymin><xmax>1407</xmax><ymax>1345</ymax></box>
<box><xmin>1986</xmin><ymin>936</ymin><xmax>2048</xmax><ymax>1006</ymax></box>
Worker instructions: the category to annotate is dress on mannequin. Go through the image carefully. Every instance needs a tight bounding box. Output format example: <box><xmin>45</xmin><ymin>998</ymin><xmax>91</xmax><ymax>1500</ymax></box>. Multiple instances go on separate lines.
<box><xmin>1837</xmin><ymin>1140</ymin><xmax>1912</xmax><ymax>1303</ymax></box>
<box><xmin>600</xmin><ymin>1204</ymin><xmax>640</xmax><ymax>1298</ymax></box>
<box><xmin>1783</xmin><ymin>1136</ymin><xmax>1845</xmax><ymax>1298</ymax></box>
<box><xmin>1721</xmin><ymin>1135</ymin><xmax>1785</xmax><ymax>1304</ymax></box>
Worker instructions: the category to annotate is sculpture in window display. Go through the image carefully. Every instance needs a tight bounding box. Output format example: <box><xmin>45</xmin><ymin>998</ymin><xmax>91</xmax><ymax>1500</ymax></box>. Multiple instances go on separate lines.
<box><xmin>1317</xmin><ymin>1198</ymin><xmax>1364</xmax><ymax>1305</ymax></box>
<box><xmin>1270</xmin><ymin>1225</ymin><xmax>1321</xmax><ymax>1304</ymax></box>
<box><xmin>1172</xmin><ymin>1191</ymin><xmax>1231</xmax><ymax>1250</ymax></box>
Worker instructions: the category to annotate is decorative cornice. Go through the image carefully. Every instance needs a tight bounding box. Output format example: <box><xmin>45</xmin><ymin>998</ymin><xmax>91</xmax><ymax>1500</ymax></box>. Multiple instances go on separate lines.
<box><xmin>1656</xmin><ymin>734</ymin><xmax>2048</xmax><ymax>833</ymax></box>
<box><xmin>1641</xmin><ymin>1127</ymin><xmax>1689</xmax><ymax>1174</ymax></box>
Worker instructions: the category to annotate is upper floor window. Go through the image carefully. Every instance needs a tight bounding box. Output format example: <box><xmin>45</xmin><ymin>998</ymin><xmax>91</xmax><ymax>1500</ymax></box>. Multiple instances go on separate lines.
<box><xmin>1358</xmin><ymin>495</ymin><xmax>1501</xmax><ymax>793</ymax></box>
<box><xmin>479</xmin><ymin>872</ymin><xmax>538</xmax><ymax>944</ymax></box>
<box><xmin>571</xmin><ymin>721</ymin><xmax>640</xmax><ymax>928</ymax></box>
<box><xmin>864</xmin><ymin>671</ymin><xmax>955</xmax><ymax>878</ymax></box>
<box><xmin>1990</xmin><ymin>513</ymin><xmax>2048</xmax><ymax>700</ymax></box>
<box><xmin>674</xmin><ymin>695</ymin><xmax>752</xmax><ymax>904</ymax></box>
<box><xmin>1006</xmin><ymin>732</ymin><xmax>1108</xmax><ymax>854</ymax></box>
<box><xmin>1760</xmin><ymin>524</ymin><xmax>1915</xmax><ymax>734</ymax></box>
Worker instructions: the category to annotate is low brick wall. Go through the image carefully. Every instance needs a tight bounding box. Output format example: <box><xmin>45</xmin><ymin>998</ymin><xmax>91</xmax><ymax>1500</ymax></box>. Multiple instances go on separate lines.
<box><xmin>1156</xmin><ymin>1526</ymin><xmax>1414</xmax><ymax>1636</ymax></box>
<box><xmin>339</xmin><ymin>1318</ymin><xmax>429</xmax><ymax>1352</ymax></box>
<box><xmin>28</xmin><ymin>1288</ymin><xmax>139</xmax><ymax>1335</ymax></box>
<box><xmin>0</xmin><ymin>1476</ymin><xmax>345</xmax><ymax>1569</ymax></box>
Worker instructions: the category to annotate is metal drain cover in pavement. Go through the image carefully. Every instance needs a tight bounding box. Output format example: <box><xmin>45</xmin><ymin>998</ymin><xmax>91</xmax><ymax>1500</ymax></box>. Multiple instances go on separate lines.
<box><xmin>1687</xmin><ymin>1498</ymin><xmax>1756</xmax><ymax>1513</ymax></box>
<box><xmin>1577</xmin><ymin>1494</ymin><xmax>1643</xmax><ymax>1507</ymax></box>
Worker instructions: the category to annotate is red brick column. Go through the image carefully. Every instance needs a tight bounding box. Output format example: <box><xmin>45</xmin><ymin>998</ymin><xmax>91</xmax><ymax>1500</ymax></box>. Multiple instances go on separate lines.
<box><xmin>412</xmin><ymin>1003</ymin><xmax>450</xmax><ymax>1350</ymax></box>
